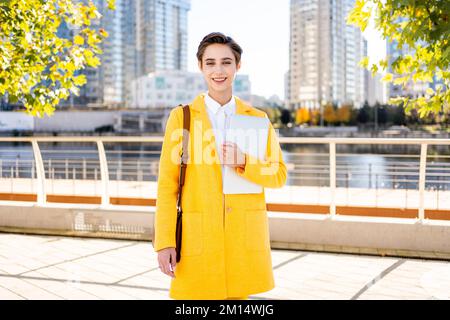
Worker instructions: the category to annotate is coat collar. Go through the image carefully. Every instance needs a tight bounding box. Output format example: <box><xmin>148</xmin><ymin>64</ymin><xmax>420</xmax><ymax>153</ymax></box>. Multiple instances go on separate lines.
<box><xmin>190</xmin><ymin>93</ymin><xmax>253</xmax><ymax>116</ymax></box>
<box><xmin>204</xmin><ymin>92</ymin><xmax>236</xmax><ymax>116</ymax></box>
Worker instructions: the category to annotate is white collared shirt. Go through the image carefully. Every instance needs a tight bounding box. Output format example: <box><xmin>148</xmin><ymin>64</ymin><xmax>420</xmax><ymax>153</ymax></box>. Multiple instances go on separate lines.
<box><xmin>204</xmin><ymin>92</ymin><xmax>236</xmax><ymax>175</ymax></box>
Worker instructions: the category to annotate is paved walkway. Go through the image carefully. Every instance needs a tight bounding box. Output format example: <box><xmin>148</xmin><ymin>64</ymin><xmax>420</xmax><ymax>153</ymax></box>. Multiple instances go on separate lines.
<box><xmin>0</xmin><ymin>233</ymin><xmax>449</xmax><ymax>300</ymax></box>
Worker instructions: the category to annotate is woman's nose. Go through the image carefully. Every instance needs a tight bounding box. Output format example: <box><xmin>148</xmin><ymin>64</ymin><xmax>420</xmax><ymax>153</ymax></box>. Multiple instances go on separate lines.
<box><xmin>213</xmin><ymin>64</ymin><xmax>225</xmax><ymax>73</ymax></box>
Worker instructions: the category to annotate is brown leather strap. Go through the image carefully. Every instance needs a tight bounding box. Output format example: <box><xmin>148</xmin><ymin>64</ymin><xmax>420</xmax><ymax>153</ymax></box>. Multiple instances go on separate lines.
<box><xmin>175</xmin><ymin>104</ymin><xmax>189</xmax><ymax>262</ymax></box>
<box><xmin>152</xmin><ymin>104</ymin><xmax>189</xmax><ymax>258</ymax></box>
<box><xmin>177</xmin><ymin>104</ymin><xmax>190</xmax><ymax>198</ymax></box>
<box><xmin>180</xmin><ymin>104</ymin><xmax>190</xmax><ymax>186</ymax></box>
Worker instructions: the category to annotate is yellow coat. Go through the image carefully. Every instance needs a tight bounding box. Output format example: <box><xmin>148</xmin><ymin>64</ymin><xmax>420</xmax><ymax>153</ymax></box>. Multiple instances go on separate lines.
<box><xmin>154</xmin><ymin>93</ymin><xmax>287</xmax><ymax>299</ymax></box>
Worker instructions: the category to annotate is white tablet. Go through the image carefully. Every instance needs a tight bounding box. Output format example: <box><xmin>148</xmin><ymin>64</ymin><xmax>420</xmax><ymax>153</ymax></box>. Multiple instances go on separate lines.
<box><xmin>222</xmin><ymin>114</ymin><xmax>270</xmax><ymax>194</ymax></box>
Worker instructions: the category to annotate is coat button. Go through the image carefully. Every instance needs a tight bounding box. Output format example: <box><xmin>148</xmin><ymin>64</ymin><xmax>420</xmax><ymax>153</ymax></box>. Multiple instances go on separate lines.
<box><xmin>211</xmin><ymin>150</ymin><xmax>215</xmax><ymax>157</ymax></box>
<box><xmin>226</xmin><ymin>207</ymin><xmax>232</xmax><ymax>213</ymax></box>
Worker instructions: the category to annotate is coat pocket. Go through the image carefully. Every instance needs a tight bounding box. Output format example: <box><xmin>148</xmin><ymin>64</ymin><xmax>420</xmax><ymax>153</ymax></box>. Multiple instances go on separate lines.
<box><xmin>245</xmin><ymin>209</ymin><xmax>271</xmax><ymax>252</ymax></box>
<box><xmin>181</xmin><ymin>211</ymin><xmax>203</xmax><ymax>257</ymax></box>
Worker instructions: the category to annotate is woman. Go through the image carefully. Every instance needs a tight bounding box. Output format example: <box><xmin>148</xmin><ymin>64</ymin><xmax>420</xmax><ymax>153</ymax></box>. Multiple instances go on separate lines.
<box><xmin>153</xmin><ymin>32</ymin><xmax>287</xmax><ymax>300</ymax></box>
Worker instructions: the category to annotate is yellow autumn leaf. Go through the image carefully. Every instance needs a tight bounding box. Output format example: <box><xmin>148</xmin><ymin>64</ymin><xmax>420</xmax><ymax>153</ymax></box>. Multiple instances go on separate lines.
<box><xmin>99</xmin><ymin>28</ymin><xmax>109</xmax><ymax>38</ymax></box>
<box><xmin>381</xmin><ymin>73</ymin><xmax>393</xmax><ymax>82</ymax></box>
<box><xmin>107</xmin><ymin>0</ymin><xmax>116</xmax><ymax>10</ymax></box>
<box><xmin>393</xmin><ymin>76</ymin><xmax>409</xmax><ymax>85</ymax></box>
<box><xmin>73</xmin><ymin>74</ymin><xmax>87</xmax><ymax>86</ymax></box>
<box><xmin>370</xmin><ymin>64</ymin><xmax>379</xmax><ymax>77</ymax></box>
<box><xmin>379</xmin><ymin>58</ymin><xmax>388</xmax><ymax>70</ymax></box>
<box><xmin>358</xmin><ymin>56</ymin><xmax>369</xmax><ymax>68</ymax></box>
<box><xmin>86</xmin><ymin>56</ymin><xmax>100</xmax><ymax>67</ymax></box>
<box><xmin>74</xmin><ymin>35</ymin><xmax>84</xmax><ymax>45</ymax></box>
<box><xmin>426</xmin><ymin>88</ymin><xmax>434</xmax><ymax>95</ymax></box>
<box><xmin>65</xmin><ymin>61</ymin><xmax>76</xmax><ymax>73</ymax></box>
<box><xmin>83</xmin><ymin>48</ymin><xmax>94</xmax><ymax>59</ymax></box>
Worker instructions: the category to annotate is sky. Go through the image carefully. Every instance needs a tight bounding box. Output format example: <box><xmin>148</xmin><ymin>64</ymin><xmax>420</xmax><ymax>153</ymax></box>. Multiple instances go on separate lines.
<box><xmin>187</xmin><ymin>0</ymin><xmax>386</xmax><ymax>100</ymax></box>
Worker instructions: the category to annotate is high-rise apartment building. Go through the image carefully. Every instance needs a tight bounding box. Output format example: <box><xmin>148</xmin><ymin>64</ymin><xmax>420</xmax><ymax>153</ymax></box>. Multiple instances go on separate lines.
<box><xmin>288</xmin><ymin>0</ymin><xmax>366</xmax><ymax>110</ymax></box>
<box><xmin>60</xmin><ymin>0</ymin><xmax>190</xmax><ymax>108</ymax></box>
<box><xmin>365</xmin><ymin>72</ymin><xmax>387</xmax><ymax>105</ymax></box>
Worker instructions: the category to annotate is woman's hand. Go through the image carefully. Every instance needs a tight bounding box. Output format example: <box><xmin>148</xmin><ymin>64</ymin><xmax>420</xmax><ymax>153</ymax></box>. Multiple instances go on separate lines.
<box><xmin>157</xmin><ymin>247</ymin><xmax>176</xmax><ymax>278</ymax></box>
<box><xmin>222</xmin><ymin>142</ymin><xmax>246</xmax><ymax>168</ymax></box>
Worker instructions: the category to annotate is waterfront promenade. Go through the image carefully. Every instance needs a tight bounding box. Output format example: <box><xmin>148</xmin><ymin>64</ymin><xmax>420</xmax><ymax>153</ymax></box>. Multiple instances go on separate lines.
<box><xmin>1</xmin><ymin>136</ymin><xmax>449</xmax><ymax>299</ymax></box>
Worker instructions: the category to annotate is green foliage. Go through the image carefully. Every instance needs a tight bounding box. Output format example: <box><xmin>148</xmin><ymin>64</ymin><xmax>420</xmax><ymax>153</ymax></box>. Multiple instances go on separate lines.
<box><xmin>0</xmin><ymin>0</ymin><xmax>115</xmax><ymax>117</ymax></box>
<box><xmin>347</xmin><ymin>0</ymin><xmax>450</xmax><ymax>118</ymax></box>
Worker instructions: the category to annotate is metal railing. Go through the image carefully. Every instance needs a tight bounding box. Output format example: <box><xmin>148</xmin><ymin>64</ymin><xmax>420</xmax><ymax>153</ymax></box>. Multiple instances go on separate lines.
<box><xmin>1</xmin><ymin>136</ymin><xmax>450</xmax><ymax>221</ymax></box>
<box><xmin>281</xmin><ymin>137</ymin><xmax>450</xmax><ymax>219</ymax></box>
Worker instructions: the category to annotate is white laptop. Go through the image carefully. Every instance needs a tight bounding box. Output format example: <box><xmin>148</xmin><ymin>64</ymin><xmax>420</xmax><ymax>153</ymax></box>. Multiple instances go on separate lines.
<box><xmin>222</xmin><ymin>114</ymin><xmax>270</xmax><ymax>194</ymax></box>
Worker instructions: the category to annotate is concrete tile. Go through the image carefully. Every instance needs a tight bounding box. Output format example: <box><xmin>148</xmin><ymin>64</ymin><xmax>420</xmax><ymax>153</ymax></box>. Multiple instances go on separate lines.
<box><xmin>0</xmin><ymin>276</ymin><xmax>63</xmax><ymax>299</ymax></box>
<box><xmin>71</xmin><ymin>282</ymin><xmax>139</xmax><ymax>300</ymax></box>
<box><xmin>0</xmin><ymin>263</ymin><xmax>30</xmax><ymax>275</ymax></box>
<box><xmin>0</xmin><ymin>285</ymin><xmax>25</xmax><ymax>299</ymax></box>
<box><xmin>29</xmin><ymin>265</ymin><xmax>96</xmax><ymax>283</ymax></box>
<box><xmin>54</xmin><ymin>262</ymin><xmax>120</xmax><ymax>283</ymax></box>
<box><xmin>118</xmin><ymin>269</ymin><xmax>171</xmax><ymax>290</ymax></box>
<box><xmin>22</xmin><ymin>276</ymin><xmax>99</xmax><ymax>300</ymax></box>
<box><xmin>271</xmin><ymin>250</ymin><xmax>305</xmax><ymax>267</ymax></box>
<box><xmin>110</xmin><ymin>285</ymin><xmax>170</xmax><ymax>300</ymax></box>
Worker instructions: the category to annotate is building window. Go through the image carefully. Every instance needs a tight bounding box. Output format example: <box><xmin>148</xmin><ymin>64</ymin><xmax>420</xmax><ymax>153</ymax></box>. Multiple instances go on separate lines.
<box><xmin>155</xmin><ymin>77</ymin><xmax>165</xmax><ymax>89</ymax></box>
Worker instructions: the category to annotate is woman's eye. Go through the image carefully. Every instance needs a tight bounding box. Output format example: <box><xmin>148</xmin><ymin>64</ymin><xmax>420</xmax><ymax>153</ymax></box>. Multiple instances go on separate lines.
<box><xmin>206</xmin><ymin>63</ymin><xmax>214</xmax><ymax>66</ymax></box>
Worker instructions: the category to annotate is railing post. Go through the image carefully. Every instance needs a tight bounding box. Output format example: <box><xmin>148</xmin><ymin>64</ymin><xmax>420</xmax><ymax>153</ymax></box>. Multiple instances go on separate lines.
<box><xmin>83</xmin><ymin>158</ymin><xmax>87</xmax><ymax>179</ymax></box>
<box><xmin>97</xmin><ymin>141</ymin><xmax>110</xmax><ymax>206</ymax></box>
<box><xmin>437</xmin><ymin>176</ymin><xmax>441</xmax><ymax>210</ymax></box>
<box><xmin>65</xmin><ymin>158</ymin><xmax>69</xmax><ymax>179</ymax></box>
<box><xmin>118</xmin><ymin>158</ymin><xmax>122</xmax><ymax>180</ymax></box>
<box><xmin>418</xmin><ymin>143</ymin><xmax>428</xmax><ymax>221</ymax></box>
<box><xmin>345</xmin><ymin>171</ymin><xmax>348</xmax><ymax>189</ymax></box>
<box><xmin>393</xmin><ymin>164</ymin><xmax>397</xmax><ymax>188</ymax></box>
<box><xmin>10</xmin><ymin>167</ymin><xmax>13</xmax><ymax>191</ymax></box>
<box><xmin>329</xmin><ymin>142</ymin><xmax>336</xmax><ymax>217</ymax></box>
<box><xmin>31</xmin><ymin>140</ymin><xmax>46</xmax><ymax>205</ymax></box>
<box><xmin>15</xmin><ymin>157</ymin><xmax>19</xmax><ymax>178</ymax></box>
<box><xmin>137</xmin><ymin>160</ymin><xmax>142</xmax><ymax>181</ymax></box>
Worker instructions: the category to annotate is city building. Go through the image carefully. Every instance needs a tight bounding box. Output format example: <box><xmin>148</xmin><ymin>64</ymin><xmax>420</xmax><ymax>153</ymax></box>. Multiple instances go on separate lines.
<box><xmin>130</xmin><ymin>70</ymin><xmax>251</xmax><ymax>108</ymax></box>
<box><xmin>251</xmin><ymin>94</ymin><xmax>284</xmax><ymax>108</ymax></box>
<box><xmin>59</xmin><ymin>0</ymin><xmax>191</xmax><ymax>108</ymax></box>
<box><xmin>366</xmin><ymin>72</ymin><xmax>387</xmax><ymax>106</ymax></box>
<box><xmin>288</xmin><ymin>0</ymin><xmax>366</xmax><ymax>110</ymax></box>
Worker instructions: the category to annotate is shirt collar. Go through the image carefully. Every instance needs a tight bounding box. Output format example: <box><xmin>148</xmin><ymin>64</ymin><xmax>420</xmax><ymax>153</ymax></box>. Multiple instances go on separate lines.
<box><xmin>204</xmin><ymin>91</ymin><xmax>236</xmax><ymax>116</ymax></box>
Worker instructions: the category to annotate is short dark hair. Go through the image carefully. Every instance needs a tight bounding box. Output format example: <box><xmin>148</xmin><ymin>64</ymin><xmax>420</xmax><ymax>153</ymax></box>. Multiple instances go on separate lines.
<box><xmin>197</xmin><ymin>32</ymin><xmax>243</xmax><ymax>66</ymax></box>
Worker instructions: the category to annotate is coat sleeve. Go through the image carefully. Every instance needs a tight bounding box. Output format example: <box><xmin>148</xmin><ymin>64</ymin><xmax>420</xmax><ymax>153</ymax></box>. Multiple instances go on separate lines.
<box><xmin>154</xmin><ymin>107</ymin><xmax>182</xmax><ymax>252</ymax></box>
<box><xmin>234</xmin><ymin>118</ymin><xmax>287</xmax><ymax>188</ymax></box>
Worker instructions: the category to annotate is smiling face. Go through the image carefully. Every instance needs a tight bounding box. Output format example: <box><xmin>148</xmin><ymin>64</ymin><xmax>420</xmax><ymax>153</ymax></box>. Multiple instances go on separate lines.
<box><xmin>198</xmin><ymin>43</ymin><xmax>241</xmax><ymax>95</ymax></box>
